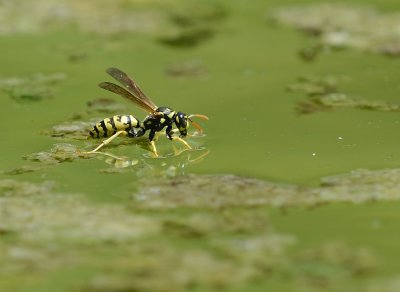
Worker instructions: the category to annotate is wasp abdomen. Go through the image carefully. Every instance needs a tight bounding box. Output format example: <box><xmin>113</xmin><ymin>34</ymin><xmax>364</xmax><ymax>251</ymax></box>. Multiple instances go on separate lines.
<box><xmin>89</xmin><ymin>115</ymin><xmax>140</xmax><ymax>138</ymax></box>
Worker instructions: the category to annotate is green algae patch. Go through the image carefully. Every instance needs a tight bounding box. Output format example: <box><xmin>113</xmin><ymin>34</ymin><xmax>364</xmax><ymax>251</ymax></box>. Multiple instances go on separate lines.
<box><xmin>288</xmin><ymin>242</ymin><xmax>379</xmax><ymax>290</ymax></box>
<box><xmin>5</xmin><ymin>144</ymin><xmax>87</xmax><ymax>175</ymax></box>
<box><xmin>83</xmin><ymin>248</ymin><xmax>259</xmax><ymax>291</ymax></box>
<box><xmin>0</xmin><ymin>179</ymin><xmax>293</xmax><ymax>290</ymax></box>
<box><xmin>0</xmin><ymin>177</ymin><xmax>393</xmax><ymax>291</ymax></box>
<box><xmin>270</xmin><ymin>4</ymin><xmax>400</xmax><ymax>58</ymax></box>
<box><xmin>41</xmin><ymin>98</ymin><xmax>127</xmax><ymax>140</ymax></box>
<box><xmin>23</xmin><ymin>143</ymin><xmax>83</xmax><ymax>164</ymax></box>
<box><xmin>0</xmin><ymin>180</ymin><xmax>160</xmax><ymax>245</ymax></box>
<box><xmin>288</xmin><ymin>75</ymin><xmax>400</xmax><ymax>114</ymax></box>
<box><xmin>133</xmin><ymin>174</ymin><xmax>302</xmax><ymax>209</ymax></box>
<box><xmin>46</xmin><ymin>121</ymin><xmax>92</xmax><ymax>139</ymax></box>
<box><xmin>316</xmin><ymin>169</ymin><xmax>400</xmax><ymax>203</ymax></box>
<box><xmin>294</xmin><ymin>242</ymin><xmax>378</xmax><ymax>277</ymax></box>
<box><xmin>0</xmin><ymin>0</ymin><xmax>226</xmax><ymax>46</ymax></box>
<box><xmin>0</xmin><ymin>179</ymin><xmax>55</xmax><ymax>197</ymax></box>
<box><xmin>297</xmin><ymin>93</ymin><xmax>400</xmax><ymax>115</ymax></box>
<box><xmin>0</xmin><ymin>0</ymin><xmax>167</xmax><ymax>35</ymax></box>
<box><xmin>41</xmin><ymin>98</ymin><xmax>125</xmax><ymax>140</ymax></box>
<box><xmin>132</xmin><ymin>169</ymin><xmax>400</xmax><ymax>210</ymax></box>
<box><xmin>0</xmin><ymin>72</ymin><xmax>65</xmax><ymax>103</ymax></box>
<box><xmin>161</xmin><ymin>208</ymin><xmax>271</xmax><ymax>239</ymax></box>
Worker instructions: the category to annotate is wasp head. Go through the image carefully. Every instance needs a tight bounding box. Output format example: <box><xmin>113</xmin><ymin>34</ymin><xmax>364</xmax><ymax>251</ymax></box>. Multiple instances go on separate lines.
<box><xmin>175</xmin><ymin>112</ymin><xmax>189</xmax><ymax>137</ymax></box>
<box><xmin>174</xmin><ymin>112</ymin><xmax>209</xmax><ymax>137</ymax></box>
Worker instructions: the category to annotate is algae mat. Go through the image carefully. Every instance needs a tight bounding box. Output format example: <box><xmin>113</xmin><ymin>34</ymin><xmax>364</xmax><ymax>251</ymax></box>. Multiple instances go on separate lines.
<box><xmin>1</xmin><ymin>0</ymin><xmax>400</xmax><ymax>291</ymax></box>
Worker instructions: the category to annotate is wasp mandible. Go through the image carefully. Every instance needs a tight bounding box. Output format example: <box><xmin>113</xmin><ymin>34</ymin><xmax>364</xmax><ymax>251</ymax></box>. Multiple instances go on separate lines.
<box><xmin>87</xmin><ymin>67</ymin><xmax>208</xmax><ymax>157</ymax></box>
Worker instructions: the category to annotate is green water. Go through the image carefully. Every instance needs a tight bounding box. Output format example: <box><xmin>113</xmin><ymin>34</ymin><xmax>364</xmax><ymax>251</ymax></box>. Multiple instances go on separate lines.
<box><xmin>2</xmin><ymin>0</ymin><xmax>400</xmax><ymax>291</ymax></box>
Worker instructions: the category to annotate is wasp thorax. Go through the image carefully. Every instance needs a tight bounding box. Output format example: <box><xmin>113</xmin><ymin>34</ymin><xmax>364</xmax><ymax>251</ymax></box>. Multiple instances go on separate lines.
<box><xmin>156</xmin><ymin>107</ymin><xmax>175</xmax><ymax>119</ymax></box>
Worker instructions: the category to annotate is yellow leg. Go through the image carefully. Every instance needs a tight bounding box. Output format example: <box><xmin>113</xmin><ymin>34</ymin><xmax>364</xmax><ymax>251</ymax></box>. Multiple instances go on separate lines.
<box><xmin>87</xmin><ymin>131</ymin><xmax>125</xmax><ymax>153</ymax></box>
<box><xmin>171</xmin><ymin>136</ymin><xmax>192</xmax><ymax>150</ymax></box>
<box><xmin>169</xmin><ymin>128</ymin><xmax>196</xmax><ymax>138</ymax></box>
<box><xmin>149</xmin><ymin>141</ymin><xmax>159</xmax><ymax>157</ymax></box>
<box><xmin>170</xmin><ymin>129</ymin><xmax>179</xmax><ymax>135</ymax></box>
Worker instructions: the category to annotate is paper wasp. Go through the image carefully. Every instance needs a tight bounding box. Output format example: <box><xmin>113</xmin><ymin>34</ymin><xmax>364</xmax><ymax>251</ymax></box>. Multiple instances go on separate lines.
<box><xmin>88</xmin><ymin>67</ymin><xmax>208</xmax><ymax>157</ymax></box>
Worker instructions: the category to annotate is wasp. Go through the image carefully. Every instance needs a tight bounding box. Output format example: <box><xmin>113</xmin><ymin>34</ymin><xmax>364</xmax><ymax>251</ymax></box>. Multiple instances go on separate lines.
<box><xmin>87</xmin><ymin>67</ymin><xmax>208</xmax><ymax>157</ymax></box>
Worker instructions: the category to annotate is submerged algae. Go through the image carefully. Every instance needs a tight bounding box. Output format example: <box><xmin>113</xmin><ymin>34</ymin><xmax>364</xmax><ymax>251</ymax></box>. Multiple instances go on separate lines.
<box><xmin>165</xmin><ymin>60</ymin><xmax>208</xmax><ymax>78</ymax></box>
<box><xmin>157</xmin><ymin>0</ymin><xmax>227</xmax><ymax>48</ymax></box>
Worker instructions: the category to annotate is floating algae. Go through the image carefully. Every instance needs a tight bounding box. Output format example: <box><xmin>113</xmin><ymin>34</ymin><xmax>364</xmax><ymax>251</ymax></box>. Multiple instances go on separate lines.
<box><xmin>23</xmin><ymin>143</ymin><xmax>82</xmax><ymax>164</ymax></box>
<box><xmin>287</xmin><ymin>75</ymin><xmax>343</xmax><ymax>97</ymax></box>
<box><xmin>0</xmin><ymin>72</ymin><xmax>66</xmax><ymax>103</ymax></box>
<box><xmin>0</xmin><ymin>179</ymin><xmax>291</xmax><ymax>290</ymax></box>
<box><xmin>133</xmin><ymin>169</ymin><xmax>400</xmax><ymax>210</ymax></box>
<box><xmin>294</xmin><ymin>242</ymin><xmax>378</xmax><ymax>278</ymax></box>
<box><xmin>0</xmin><ymin>179</ymin><xmax>55</xmax><ymax>197</ymax></box>
<box><xmin>0</xmin><ymin>0</ymin><xmax>226</xmax><ymax>41</ymax></box>
<box><xmin>0</xmin><ymin>177</ymin><xmax>387</xmax><ymax>291</ymax></box>
<box><xmin>0</xmin><ymin>0</ymin><xmax>166</xmax><ymax>35</ymax></box>
<box><xmin>4</xmin><ymin>144</ymin><xmax>84</xmax><ymax>175</ymax></box>
<box><xmin>162</xmin><ymin>209</ymin><xmax>270</xmax><ymax>238</ymax></box>
<box><xmin>45</xmin><ymin>121</ymin><xmax>91</xmax><ymax>139</ymax></box>
<box><xmin>270</xmin><ymin>4</ymin><xmax>400</xmax><ymax>58</ymax></box>
<box><xmin>0</xmin><ymin>179</ymin><xmax>160</xmax><ymax>244</ymax></box>
<box><xmin>41</xmin><ymin>98</ymin><xmax>125</xmax><ymax>140</ymax></box>
<box><xmin>288</xmin><ymin>75</ymin><xmax>400</xmax><ymax>114</ymax></box>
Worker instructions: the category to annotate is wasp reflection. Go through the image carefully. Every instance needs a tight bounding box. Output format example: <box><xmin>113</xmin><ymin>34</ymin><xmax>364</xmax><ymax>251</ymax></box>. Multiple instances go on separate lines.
<box><xmin>94</xmin><ymin>148</ymin><xmax>209</xmax><ymax>177</ymax></box>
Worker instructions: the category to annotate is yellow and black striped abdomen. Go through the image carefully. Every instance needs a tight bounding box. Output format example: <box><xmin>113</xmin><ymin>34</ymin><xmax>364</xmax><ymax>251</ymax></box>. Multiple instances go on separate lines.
<box><xmin>89</xmin><ymin>115</ymin><xmax>140</xmax><ymax>138</ymax></box>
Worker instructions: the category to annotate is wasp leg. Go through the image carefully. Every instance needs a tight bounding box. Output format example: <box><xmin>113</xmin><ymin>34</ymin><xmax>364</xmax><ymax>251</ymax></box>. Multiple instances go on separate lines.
<box><xmin>171</xmin><ymin>136</ymin><xmax>192</xmax><ymax>150</ymax></box>
<box><xmin>169</xmin><ymin>129</ymin><xmax>179</xmax><ymax>135</ymax></box>
<box><xmin>166</xmin><ymin>129</ymin><xmax>192</xmax><ymax>149</ymax></box>
<box><xmin>169</xmin><ymin>128</ymin><xmax>197</xmax><ymax>138</ymax></box>
<box><xmin>149</xmin><ymin>141</ymin><xmax>159</xmax><ymax>157</ymax></box>
<box><xmin>165</xmin><ymin>124</ymin><xmax>173</xmax><ymax>139</ymax></box>
<box><xmin>147</xmin><ymin>130</ymin><xmax>159</xmax><ymax>157</ymax></box>
<box><xmin>87</xmin><ymin>130</ymin><xmax>126</xmax><ymax>153</ymax></box>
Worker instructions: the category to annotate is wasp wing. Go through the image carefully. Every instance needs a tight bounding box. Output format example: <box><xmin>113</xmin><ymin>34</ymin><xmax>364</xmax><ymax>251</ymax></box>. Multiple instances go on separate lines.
<box><xmin>105</xmin><ymin>67</ymin><xmax>157</xmax><ymax>112</ymax></box>
<box><xmin>99</xmin><ymin>82</ymin><xmax>156</xmax><ymax>113</ymax></box>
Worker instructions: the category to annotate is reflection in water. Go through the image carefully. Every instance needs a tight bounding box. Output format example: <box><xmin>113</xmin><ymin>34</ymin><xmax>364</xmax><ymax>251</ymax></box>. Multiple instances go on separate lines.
<box><xmin>6</xmin><ymin>142</ymin><xmax>209</xmax><ymax>178</ymax></box>
<box><xmin>93</xmin><ymin>148</ymin><xmax>210</xmax><ymax>177</ymax></box>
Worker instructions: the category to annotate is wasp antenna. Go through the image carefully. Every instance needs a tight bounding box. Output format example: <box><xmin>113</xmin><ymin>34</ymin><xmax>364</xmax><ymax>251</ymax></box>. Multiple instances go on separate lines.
<box><xmin>188</xmin><ymin>114</ymin><xmax>209</xmax><ymax>121</ymax></box>
<box><xmin>189</xmin><ymin>119</ymin><xmax>204</xmax><ymax>134</ymax></box>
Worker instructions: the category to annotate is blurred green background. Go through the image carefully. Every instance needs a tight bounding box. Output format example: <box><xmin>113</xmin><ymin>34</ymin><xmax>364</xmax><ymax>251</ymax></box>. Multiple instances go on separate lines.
<box><xmin>1</xmin><ymin>0</ymin><xmax>400</xmax><ymax>291</ymax></box>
